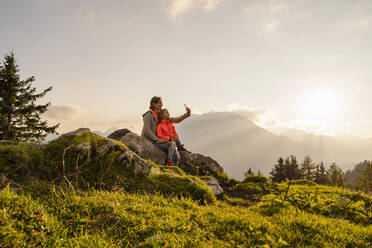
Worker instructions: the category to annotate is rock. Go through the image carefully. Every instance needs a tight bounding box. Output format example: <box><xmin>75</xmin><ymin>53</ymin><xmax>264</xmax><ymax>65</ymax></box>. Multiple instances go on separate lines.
<box><xmin>75</xmin><ymin>142</ymin><xmax>92</xmax><ymax>160</ymax></box>
<box><xmin>107</xmin><ymin>129</ymin><xmax>225</xmax><ymax>177</ymax></box>
<box><xmin>201</xmin><ymin>177</ymin><xmax>224</xmax><ymax>196</ymax></box>
<box><xmin>119</xmin><ymin>133</ymin><xmax>166</xmax><ymax>165</ymax></box>
<box><xmin>179</xmin><ymin>151</ymin><xmax>224</xmax><ymax>177</ymax></box>
<box><xmin>61</xmin><ymin>128</ymin><xmax>90</xmax><ymax>137</ymax></box>
<box><xmin>107</xmin><ymin>129</ymin><xmax>132</xmax><ymax>140</ymax></box>
<box><xmin>96</xmin><ymin>140</ymin><xmax>117</xmax><ymax>157</ymax></box>
<box><xmin>117</xmin><ymin>150</ymin><xmax>153</xmax><ymax>176</ymax></box>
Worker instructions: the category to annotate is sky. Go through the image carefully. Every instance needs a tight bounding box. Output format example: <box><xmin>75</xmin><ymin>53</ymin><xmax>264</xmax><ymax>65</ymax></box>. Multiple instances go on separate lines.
<box><xmin>1</xmin><ymin>0</ymin><xmax>372</xmax><ymax>137</ymax></box>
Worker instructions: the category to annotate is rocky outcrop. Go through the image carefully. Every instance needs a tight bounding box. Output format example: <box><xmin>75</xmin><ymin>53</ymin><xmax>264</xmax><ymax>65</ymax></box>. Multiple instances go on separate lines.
<box><xmin>201</xmin><ymin>177</ymin><xmax>224</xmax><ymax>196</ymax></box>
<box><xmin>120</xmin><ymin>133</ymin><xmax>167</xmax><ymax>165</ymax></box>
<box><xmin>107</xmin><ymin>129</ymin><xmax>131</xmax><ymax>140</ymax></box>
<box><xmin>179</xmin><ymin>151</ymin><xmax>224</xmax><ymax>177</ymax></box>
<box><xmin>107</xmin><ymin>129</ymin><xmax>224</xmax><ymax>177</ymax></box>
<box><xmin>60</xmin><ymin>128</ymin><xmax>154</xmax><ymax>177</ymax></box>
<box><xmin>61</xmin><ymin>128</ymin><xmax>90</xmax><ymax>137</ymax></box>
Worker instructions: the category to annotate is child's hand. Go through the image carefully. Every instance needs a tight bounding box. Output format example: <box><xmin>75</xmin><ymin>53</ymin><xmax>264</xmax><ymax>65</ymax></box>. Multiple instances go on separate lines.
<box><xmin>184</xmin><ymin>104</ymin><xmax>191</xmax><ymax>115</ymax></box>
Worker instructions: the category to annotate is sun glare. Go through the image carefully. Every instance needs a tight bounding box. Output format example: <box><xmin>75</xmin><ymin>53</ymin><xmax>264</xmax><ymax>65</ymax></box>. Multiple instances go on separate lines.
<box><xmin>301</xmin><ymin>88</ymin><xmax>342</xmax><ymax>121</ymax></box>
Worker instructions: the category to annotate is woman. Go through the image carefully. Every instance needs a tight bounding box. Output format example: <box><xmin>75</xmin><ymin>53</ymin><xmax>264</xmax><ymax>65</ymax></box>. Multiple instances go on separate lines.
<box><xmin>141</xmin><ymin>96</ymin><xmax>191</xmax><ymax>166</ymax></box>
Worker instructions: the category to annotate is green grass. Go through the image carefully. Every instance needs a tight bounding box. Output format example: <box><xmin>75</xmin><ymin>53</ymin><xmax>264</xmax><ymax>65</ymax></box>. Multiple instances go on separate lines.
<box><xmin>1</xmin><ymin>186</ymin><xmax>371</xmax><ymax>247</ymax></box>
<box><xmin>1</xmin><ymin>133</ymin><xmax>371</xmax><ymax>247</ymax></box>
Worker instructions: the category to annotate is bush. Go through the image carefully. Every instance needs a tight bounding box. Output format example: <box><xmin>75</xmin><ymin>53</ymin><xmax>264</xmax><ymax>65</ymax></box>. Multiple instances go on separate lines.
<box><xmin>289</xmin><ymin>179</ymin><xmax>317</xmax><ymax>186</ymax></box>
<box><xmin>233</xmin><ymin>182</ymin><xmax>263</xmax><ymax>194</ymax></box>
<box><xmin>243</xmin><ymin>175</ymin><xmax>268</xmax><ymax>184</ymax></box>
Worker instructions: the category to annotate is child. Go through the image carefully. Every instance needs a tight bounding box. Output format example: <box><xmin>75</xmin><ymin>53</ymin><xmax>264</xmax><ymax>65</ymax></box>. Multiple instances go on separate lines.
<box><xmin>157</xmin><ymin>109</ymin><xmax>188</xmax><ymax>166</ymax></box>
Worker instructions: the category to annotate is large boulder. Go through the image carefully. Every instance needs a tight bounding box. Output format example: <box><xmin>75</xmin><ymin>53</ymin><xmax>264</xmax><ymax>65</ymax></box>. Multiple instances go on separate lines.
<box><xmin>107</xmin><ymin>129</ymin><xmax>224</xmax><ymax>177</ymax></box>
<box><xmin>179</xmin><ymin>151</ymin><xmax>224</xmax><ymax>177</ymax></box>
<box><xmin>107</xmin><ymin>129</ymin><xmax>131</xmax><ymax>140</ymax></box>
<box><xmin>108</xmin><ymin>129</ymin><xmax>167</xmax><ymax>165</ymax></box>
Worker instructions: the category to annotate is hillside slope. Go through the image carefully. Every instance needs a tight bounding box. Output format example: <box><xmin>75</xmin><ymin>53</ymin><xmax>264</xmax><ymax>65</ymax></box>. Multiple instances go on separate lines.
<box><xmin>0</xmin><ymin>129</ymin><xmax>371</xmax><ymax>247</ymax></box>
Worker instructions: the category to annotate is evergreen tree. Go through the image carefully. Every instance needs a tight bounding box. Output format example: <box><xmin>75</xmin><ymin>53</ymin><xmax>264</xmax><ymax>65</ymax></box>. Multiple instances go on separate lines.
<box><xmin>314</xmin><ymin>162</ymin><xmax>328</xmax><ymax>184</ymax></box>
<box><xmin>319</xmin><ymin>162</ymin><xmax>328</xmax><ymax>184</ymax></box>
<box><xmin>289</xmin><ymin>155</ymin><xmax>303</xmax><ymax>180</ymax></box>
<box><xmin>270</xmin><ymin>157</ymin><xmax>286</xmax><ymax>182</ymax></box>
<box><xmin>0</xmin><ymin>52</ymin><xmax>59</xmax><ymax>142</ymax></box>
<box><xmin>327</xmin><ymin>162</ymin><xmax>345</xmax><ymax>187</ymax></box>
<box><xmin>356</xmin><ymin>161</ymin><xmax>372</xmax><ymax>193</ymax></box>
<box><xmin>244</xmin><ymin>167</ymin><xmax>254</xmax><ymax>178</ymax></box>
<box><xmin>300</xmin><ymin>155</ymin><xmax>316</xmax><ymax>181</ymax></box>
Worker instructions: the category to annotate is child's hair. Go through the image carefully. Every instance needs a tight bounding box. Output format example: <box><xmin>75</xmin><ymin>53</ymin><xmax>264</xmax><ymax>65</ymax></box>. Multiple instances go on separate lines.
<box><xmin>158</xmin><ymin>109</ymin><xmax>168</xmax><ymax>124</ymax></box>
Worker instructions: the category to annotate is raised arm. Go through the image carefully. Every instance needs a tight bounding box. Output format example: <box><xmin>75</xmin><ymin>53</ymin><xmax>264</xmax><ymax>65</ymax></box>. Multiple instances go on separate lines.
<box><xmin>169</xmin><ymin>112</ymin><xmax>190</xmax><ymax>124</ymax></box>
<box><xmin>169</xmin><ymin>105</ymin><xmax>191</xmax><ymax>124</ymax></box>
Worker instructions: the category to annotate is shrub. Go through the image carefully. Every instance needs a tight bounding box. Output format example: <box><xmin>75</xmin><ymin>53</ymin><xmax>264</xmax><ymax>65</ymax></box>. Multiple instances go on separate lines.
<box><xmin>243</xmin><ymin>175</ymin><xmax>269</xmax><ymax>184</ymax></box>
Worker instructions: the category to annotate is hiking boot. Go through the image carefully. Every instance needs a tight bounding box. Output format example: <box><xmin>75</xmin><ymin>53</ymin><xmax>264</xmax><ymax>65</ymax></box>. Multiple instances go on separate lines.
<box><xmin>177</xmin><ymin>144</ymin><xmax>190</xmax><ymax>152</ymax></box>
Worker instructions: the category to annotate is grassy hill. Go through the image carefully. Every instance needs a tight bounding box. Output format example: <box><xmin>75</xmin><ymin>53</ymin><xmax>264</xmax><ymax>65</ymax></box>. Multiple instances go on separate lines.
<box><xmin>0</xmin><ymin>131</ymin><xmax>371</xmax><ymax>247</ymax></box>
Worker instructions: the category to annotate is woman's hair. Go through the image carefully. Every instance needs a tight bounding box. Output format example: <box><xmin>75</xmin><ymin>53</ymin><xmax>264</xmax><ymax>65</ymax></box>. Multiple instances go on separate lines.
<box><xmin>158</xmin><ymin>109</ymin><xmax>168</xmax><ymax>124</ymax></box>
<box><xmin>150</xmin><ymin>96</ymin><xmax>162</xmax><ymax>110</ymax></box>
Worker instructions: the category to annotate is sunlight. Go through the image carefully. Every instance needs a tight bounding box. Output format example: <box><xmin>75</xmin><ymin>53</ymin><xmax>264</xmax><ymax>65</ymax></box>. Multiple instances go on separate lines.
<box><xmin>301</xmin><ymin>88</ymin><xmax>342</xmax><ymax>121</ymax></box>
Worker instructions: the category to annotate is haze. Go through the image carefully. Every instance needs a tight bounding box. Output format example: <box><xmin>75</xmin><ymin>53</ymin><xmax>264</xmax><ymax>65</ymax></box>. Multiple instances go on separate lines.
<box><xmin>1</xmin><ymin>0</ymin><xmax>372</xmax><ymax>138</ymax></box>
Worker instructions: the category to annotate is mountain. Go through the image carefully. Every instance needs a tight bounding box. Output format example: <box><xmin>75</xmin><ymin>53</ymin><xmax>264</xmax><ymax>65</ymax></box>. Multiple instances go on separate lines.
<box><xmin>177</xmin><ymin>112</ymin><xmax>371</xmax><ymax>179</ymax></box>
<box><xmin>177</xmin><ymin>112</ymin><xmax>313</xmax><ymax>179</ymax></box>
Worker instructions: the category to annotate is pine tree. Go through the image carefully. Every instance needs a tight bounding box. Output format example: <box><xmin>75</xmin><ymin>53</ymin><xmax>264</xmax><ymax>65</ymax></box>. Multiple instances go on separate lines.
<box><xmin>244</xmin><ymin>167</ymin><xmax>254</xmax><ymax>178</ymax></box>
<box><xmin>288</xmin><ymin>155</ymin><xmax>302</xmax><ymax>180</ymax></box>
<box><xmin>356</xmin><ymin>161</ymin><xmax>372</xmax><ymax>193</ymax></box>
<box><xmin>327</xmin><ymin>162</ymin><xmax>345</xmax><ymax>187</ymax></box>
<box><xmin>300</xmin><ymin>155</ymin><xmax>316</xmax><ymax>181</ymax></box>
<box><xmin>314</xmin><ymin>162</ymin><xmax>328</xmax><ymax>184</ymax></box>
<box><xmin>0</xmin><ymin>52</ymin><xmax>59</xmax><ymax>142</ymax></box>
<box><xmin>270</xmin><ymin>157</ymin><xmax>286</xmax><ymax>182</ymax></box>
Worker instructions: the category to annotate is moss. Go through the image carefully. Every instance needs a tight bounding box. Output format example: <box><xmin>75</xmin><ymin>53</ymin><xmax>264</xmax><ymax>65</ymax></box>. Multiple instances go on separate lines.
<box><xmin>0</xmin><ymin>186</ymin><xmax>61</xmax><ymax>247</ymax></box>
<box><xmin>214</xmin><ymin>172</ymin><xmax>240</xmax><ymax>188</ymax></box>
<box><xmin>243</xmin><ymin>175</ymin><xmax>269</xmax><ymax>185</ymax></box>
<box><xmin>149</xmin><ymin>173</ymin><xmax>216</xmax><ymax>204</ymax></box>
<box><xmin>233</xmin><ymin>182</ymin><xmax>263</xmax><ymax>194</ymax></box>
<box><xmin>289</xmin><ymin>179</ymin><xmax>317</xmax><ymax>186</ymax></box>
<box><xmin>158</xmin><ymin>165</ymin><xmax>186</xmax><ymax>176</ymax></box>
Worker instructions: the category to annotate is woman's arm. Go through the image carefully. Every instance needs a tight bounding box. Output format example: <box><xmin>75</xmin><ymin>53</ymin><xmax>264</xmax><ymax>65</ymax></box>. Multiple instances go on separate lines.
<box><xmin>143</xmin><ymin>112</ymin><xmax>161</xmax><ymax>142</ymax></box>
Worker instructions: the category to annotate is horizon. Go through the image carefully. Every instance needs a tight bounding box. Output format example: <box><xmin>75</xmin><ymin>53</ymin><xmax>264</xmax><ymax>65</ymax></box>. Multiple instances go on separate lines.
<box><xmin>1</xmin><ymin>0</ymin><xmax>372</xmax><ymax>138</ymax></box>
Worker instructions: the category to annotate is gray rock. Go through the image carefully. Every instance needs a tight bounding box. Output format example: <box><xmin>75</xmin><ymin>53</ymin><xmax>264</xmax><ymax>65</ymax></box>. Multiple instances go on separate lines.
<box><xmin>96</xmin><ymin>140</ymin><xmax>117</xmax><ymax>157</ymax></box>
<box><xmin>179</xmin><ymin>151</ymin><xmax>224</xmax><ymax>177</ymax></box>
<box><xmin>119</xmin><ymin>133</ymin><xmax>167</xmax><ymax>165</ymax></box>
<box><xmin>75</xmin><ymin>142</ymin><xmax>92</xmax><ymax>160</ymax></box>
<box><xmin>117</xmin><ymin>150</ymin><xmax>153</xmax><ymax>176</ymax></box>
<box><xmin>61</xmin><ymin>128</ymin><xmax>91</xmax><ymax>137</ymax></box>
<box><xmin>201</xmin><ymin>177</ymin><xmax>224</xmax><ymax>196</ymax></box>
<box><xmin>107</xmin><ymin>129</ymin><xmax>132</xmax><ymax>140</ymax></box>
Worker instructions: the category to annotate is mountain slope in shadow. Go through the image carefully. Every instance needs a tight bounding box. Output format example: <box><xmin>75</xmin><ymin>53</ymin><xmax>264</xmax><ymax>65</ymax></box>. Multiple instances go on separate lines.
<box><xmin>177</xmin><ymin>112</ymin><xmax>366</xmax><ymax>179</ymax></box>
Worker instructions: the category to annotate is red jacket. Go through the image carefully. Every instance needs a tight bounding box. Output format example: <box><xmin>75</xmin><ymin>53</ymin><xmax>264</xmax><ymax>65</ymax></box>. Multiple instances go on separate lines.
<box><xmin>157</xmin><ymin>120</ymin><xmax>178</xmax><ymax>141</ymax></box>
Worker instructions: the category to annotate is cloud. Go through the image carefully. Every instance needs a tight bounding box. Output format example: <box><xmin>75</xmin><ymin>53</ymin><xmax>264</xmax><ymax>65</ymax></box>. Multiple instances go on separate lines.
<box><xmin>243</xmin><ymin>0</ymin><xmax>292</xmax><ymax>31</ymax></box>
<box><xmin>168</xmin><ymin>0</ymin><xmax>223</xmax><ymax>18</ymax></box>
<box><xmin>43</xmin><ymin>105</ymin><xmax>81</xmax><ymax>120</ymax></box>
<box><xmin>227</xmin><ymin>102</ymin><xmax>267</xmax><ymax>123</ymax></box>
